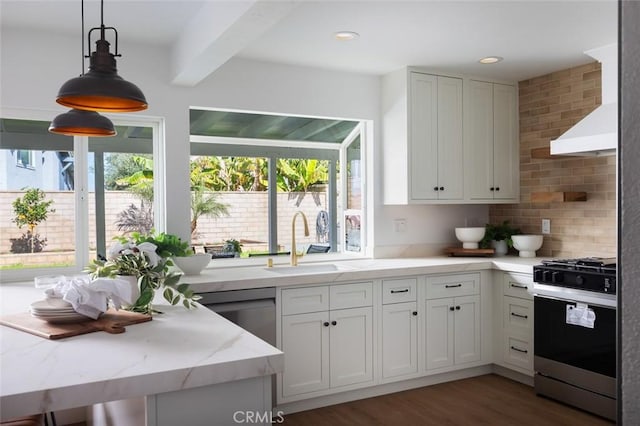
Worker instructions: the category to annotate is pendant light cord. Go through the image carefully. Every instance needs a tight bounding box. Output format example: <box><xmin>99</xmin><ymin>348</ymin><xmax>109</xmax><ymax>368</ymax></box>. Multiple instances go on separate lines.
<box><xmin>80</xmin><ymin>0</ymin><xmax>85</xmax><ymax>76</ymax></box>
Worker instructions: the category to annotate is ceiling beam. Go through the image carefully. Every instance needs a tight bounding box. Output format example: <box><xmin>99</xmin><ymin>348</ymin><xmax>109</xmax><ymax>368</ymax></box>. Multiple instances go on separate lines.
<box><xmin>285</xmin><ymin>120</ymin><xmax>345</xmax><ymax>141</ymax></box>
<box><xmin>170</xmin><ymin>0</ymin><xmax>299</xmax><ymax>87</ymax></box>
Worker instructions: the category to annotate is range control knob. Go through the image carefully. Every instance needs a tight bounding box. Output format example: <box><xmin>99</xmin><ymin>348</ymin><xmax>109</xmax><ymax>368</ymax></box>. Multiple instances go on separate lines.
<box><xmin>542</xmin><ymin>270</ymin><xmax>553</xmax><ymax>282</ymax></box>
<box><xmin>534</xmin><ymin>269</ymin><xmax>543</xmax><ymax>282</ymax></box>
<box><xmin>551</xmin><ymin>271</ymin><xmax>564</xmax><ymax>283</ymax></box>
<box><xmin>575</xmin><ymin>275</ymin><xmax>585</xmax><ymax>286</ymax></box>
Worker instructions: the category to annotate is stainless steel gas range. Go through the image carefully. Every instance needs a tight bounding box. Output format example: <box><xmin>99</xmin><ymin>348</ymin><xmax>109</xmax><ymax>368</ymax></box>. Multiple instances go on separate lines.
<box><xmin>532</xmin><ymin>258</ymin><xmax>616</xmax><ymax>421</ymax></box>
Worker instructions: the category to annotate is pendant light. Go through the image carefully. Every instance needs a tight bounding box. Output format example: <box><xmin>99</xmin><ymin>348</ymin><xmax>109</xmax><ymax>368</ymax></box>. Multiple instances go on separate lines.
<box><xmin>55</xmin><ymin>0</ymin><xmax>147</xmax><ymax>112</ymax></box>
<box><xmin>50</xmin><ymin>0</ymin><xmax>116</xmax><ymax>137</ymax></box>
<box><xmin>49</xmin><ymin>109</ymin><xmax>116</xmax><ymax>137</ymax></box>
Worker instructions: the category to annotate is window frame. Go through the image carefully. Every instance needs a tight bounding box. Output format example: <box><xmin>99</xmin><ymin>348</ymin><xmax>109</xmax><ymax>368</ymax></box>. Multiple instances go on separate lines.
<box><xmin>0</xmin><ymin>107</ymin><xmax>165</xmax><ymax>282</ymax></box>
<box><xmin>15</xmin><ymin>149</ymin><xmax>35</xmax><ymax>169</ymax></box>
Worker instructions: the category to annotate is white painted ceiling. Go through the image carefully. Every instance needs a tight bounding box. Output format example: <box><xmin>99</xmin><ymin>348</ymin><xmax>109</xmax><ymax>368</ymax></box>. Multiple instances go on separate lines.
<box><xmin>0</xmin><ymin>0</ymin><xmax>618</xmax><ymax>83</ymax></box>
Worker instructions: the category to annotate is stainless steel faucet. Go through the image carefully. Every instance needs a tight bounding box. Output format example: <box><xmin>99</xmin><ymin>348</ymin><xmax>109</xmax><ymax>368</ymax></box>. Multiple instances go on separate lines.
<box><xmin>290</xmin><ymin>211</ymin><xmax>310</xmax><ymax>266</ymax></box>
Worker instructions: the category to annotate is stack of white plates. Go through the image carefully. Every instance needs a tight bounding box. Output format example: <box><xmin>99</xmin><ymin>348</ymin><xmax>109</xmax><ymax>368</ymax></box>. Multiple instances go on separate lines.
<box><xmin>30</xmin><ymin>298</ymin><xmax>90</xmax><ymax>324</ymax></box>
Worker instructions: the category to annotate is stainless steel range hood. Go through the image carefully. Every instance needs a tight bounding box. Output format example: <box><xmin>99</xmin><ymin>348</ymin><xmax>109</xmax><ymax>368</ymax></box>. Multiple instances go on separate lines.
<box><xmin>550</xmin><ymin>44</ymin><xmax>618</xmax><ymax>157</ymax></box>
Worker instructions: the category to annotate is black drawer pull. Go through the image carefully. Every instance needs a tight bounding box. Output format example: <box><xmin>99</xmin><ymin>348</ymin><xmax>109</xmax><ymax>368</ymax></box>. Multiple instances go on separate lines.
<box><xmin>511</xmin><ymin>346</ymin><xmax>528</xmax><ymax>354</ymax></box>
<box><xmin>490</xmin><ymin>187</ymin><xmax>495</xmax><ymax>191</ymax></box>
<box><xmin>495</xmin><ymin>187</ymin><xmax>500</xmax><ymax>191</ymax></box>
<box><xmin>455</xmin><ymin>306</ymin><xmax>461</xmax><ymax>310</ymax></box>
<box><xmin>445</xmin><ymin>284</ymin><xmax>462</xmax><ymax>288</ymax></box>
<box><xmin>449</xmin><ymin>306</ymin><xmax>455</xmax><ymax>311</ymax></box>
<box><xmin>434</xmin><ymin>186</ymin><xmax>439</xmax><ymax>191</ymax></box>
<box><xmin>511</xmin><ymin>312</ymin><xmax>528</xmax><ymax>319</ymax></box>
<box><xmin>390</xmin><ymin>289</ymin><xmax>409</xmax><ymax>294</ymax></box>
<box><xmin>412</xmin><ymin>311</ymin><xmax>418</xmax><ymax>316</ymax></box>
<box><xmin>331</xmin><ymin>320</ymin><xmax>337</xmax><ymax>326</ymax></box>
<box><xmin>510</xmin><ymin>284</ymin><xmax>528</xmax><ymax>289</ymax></box>
<box><xmin>439</xmin><ymin>186</ymin><xmax>444</xmax><ymax>191</ymax></box>
<box><xmin>323</xmin><ymin>322</ymin><xmax>329</xmax><ymax>327</ymax></box>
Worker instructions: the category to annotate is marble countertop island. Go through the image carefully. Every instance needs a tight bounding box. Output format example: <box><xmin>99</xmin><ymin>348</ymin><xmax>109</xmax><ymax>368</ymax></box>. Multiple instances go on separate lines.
<box><xmin>0</xmin><ymin>283</ymin><xmax>283</xmax><ymax>422</ymax></box>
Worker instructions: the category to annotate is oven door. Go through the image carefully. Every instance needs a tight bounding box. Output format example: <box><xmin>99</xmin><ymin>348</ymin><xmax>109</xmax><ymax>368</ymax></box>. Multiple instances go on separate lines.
<box><xmin>534</xmin><ymin>294</ymin><xmax>616</xmax><ymax>377</ymax></box>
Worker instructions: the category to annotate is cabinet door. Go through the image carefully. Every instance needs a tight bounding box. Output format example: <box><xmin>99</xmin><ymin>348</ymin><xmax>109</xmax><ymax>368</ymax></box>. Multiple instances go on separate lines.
<box><xmin>382</xmin><ymin>302</ymin><xmax>418</xmax><ymax>378</ymax></box>
<box><xmin>467</xmin><ymin>80</ymin><xmax>495</xmax><ymax>200</ymax></box>
<box><xmin>453</xmin><ymin>295</ymin><xmax>481</xmax><ymax>365</ymax></box>
<box><xmin>425</xmin><ymin>297</ymin><xmax>454</xmax><ymax>370</ymax></box>
<box><xmin>436</xmin><ymin>76</ymin><xmax>463</xmax><ymax>200</ymax></box>
<box><xmin>281</xmin><ymin>311</ymin><xmax>329</xmax><ymax>397</ymax></box>
<box><xmin>492</xmin><ymin>83</ymin><xmax>518</xmax><ymax>200</ymax></box>
<box><xmin>409</xmin><ymin>72</ymin><xmax>439</xmax><ymax>200</ymax></box>
<box><xmin>329</xmin><ymin>307</ymin><xmax>374</xmax><ymax>388</ymax></box>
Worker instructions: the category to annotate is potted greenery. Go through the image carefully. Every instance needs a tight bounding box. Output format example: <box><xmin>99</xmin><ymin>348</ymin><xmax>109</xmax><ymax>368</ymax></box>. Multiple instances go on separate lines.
<box><xmin>86</xmin><ymin>232</ymin><xmax>201</xmax><ymax>314</ymax></box>
<box><xmin>480</xmin><ymin>221</ymin><xmax>521</xmax><ymax>256</ymax></box>
<box><xmin>223</xmin><ymin>239</ymin><xmax>243</xmax><ymax>257</ymax></box>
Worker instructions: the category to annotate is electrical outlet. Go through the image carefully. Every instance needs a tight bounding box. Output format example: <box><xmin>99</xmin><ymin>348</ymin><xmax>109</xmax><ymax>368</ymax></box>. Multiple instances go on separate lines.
<box><xmin>542</xmin><ymin>219</ymin><xmax>551</xmax><ymax>234</ymax></box>
<box><xmin>394</xmin><ymin>218</ymin><xmax>407</xmax><ymax>232</ymax></box>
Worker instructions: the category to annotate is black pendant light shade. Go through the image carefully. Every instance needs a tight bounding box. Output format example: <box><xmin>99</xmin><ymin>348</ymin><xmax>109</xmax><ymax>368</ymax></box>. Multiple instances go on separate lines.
<box><xmin>49</xmin><ymin>109</ymin><xmax>116</xmax><ymax>137</ymax></box>
<box><xmin>56</xmin><ymin>38</ymin><xmax>147</xmax><ymax>112</ymax></box>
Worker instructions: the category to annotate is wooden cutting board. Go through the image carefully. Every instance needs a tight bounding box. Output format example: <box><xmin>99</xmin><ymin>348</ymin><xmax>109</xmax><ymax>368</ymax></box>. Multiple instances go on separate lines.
<box><xmin>444</xmin><ymin>247</ymin><xmax>495</xmax><ymax>257</ymax></box>
<box><xmin>0</xmin><ymin>308</ymin><xmax>152</xmax><ymax>340</ymax></box>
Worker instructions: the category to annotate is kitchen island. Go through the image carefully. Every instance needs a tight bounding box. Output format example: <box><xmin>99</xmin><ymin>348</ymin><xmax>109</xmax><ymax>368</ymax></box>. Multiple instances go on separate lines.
<box><xmin>0</xmin><ymin>283</ymin><xmax>283</xmax><ymax>425</ymax></box>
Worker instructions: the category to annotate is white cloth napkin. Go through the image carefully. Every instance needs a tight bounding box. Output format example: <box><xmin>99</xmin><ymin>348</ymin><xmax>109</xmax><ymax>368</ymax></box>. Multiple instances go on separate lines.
<box><xmin>43</xmin><ymin>274</ymin><xmax>137</xmax><ymax>320</ymax></box>
<box><xmin>566</xmin><ymin>302</ymin><xmax>596</xmax><ymax>328</ymax></box>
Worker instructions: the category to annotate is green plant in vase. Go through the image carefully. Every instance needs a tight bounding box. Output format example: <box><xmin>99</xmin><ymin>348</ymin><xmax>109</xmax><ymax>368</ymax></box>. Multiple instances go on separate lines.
<box><xmin>480</xmin><ymin>221</ymin><xmax>521</xmax><ymax>255</ymax></box>
<box><xmin>86</xmin><ymin>232</ymin><xmax>200</xmax><ymax>314</ymax></box>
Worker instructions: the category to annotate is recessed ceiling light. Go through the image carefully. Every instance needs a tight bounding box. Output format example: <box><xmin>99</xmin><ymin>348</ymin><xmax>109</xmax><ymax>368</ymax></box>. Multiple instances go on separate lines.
<box><xmin>334</xmin><ymin>31</ymin><xmax>360</xmax><ymax>41</ymax></box>
<box><xmin>479</xmin><ymin>56</ymin><xmax>504</xmax><ymax>64</ymax></box>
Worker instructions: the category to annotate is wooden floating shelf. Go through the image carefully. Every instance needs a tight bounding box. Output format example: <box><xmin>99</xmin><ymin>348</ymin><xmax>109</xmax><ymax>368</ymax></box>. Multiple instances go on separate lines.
<box><xmin>444</xmin><ymin>247</ymin><xmax>495</xmax><ymax>257</ymax></box>
<box><xmin>531</xmin><ymin>191</ymin><xmax>587</xmax><ymax>203</ymax></box>
<box><xmin>530</xmin><ymin>147</ymin><xmax>571</xmax><ymax>159</ymax></box>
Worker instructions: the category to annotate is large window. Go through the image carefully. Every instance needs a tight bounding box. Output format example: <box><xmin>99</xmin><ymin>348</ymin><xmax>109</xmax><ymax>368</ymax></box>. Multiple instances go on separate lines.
<box><xmin>189</xmin><ymin>108</ymin><xmax>364</xmax><ymax>257</ymax></box>
<box><xmin>0</xmin><ymin>111</ymin><xmax>162</xmax><ymax>278</ymax></box>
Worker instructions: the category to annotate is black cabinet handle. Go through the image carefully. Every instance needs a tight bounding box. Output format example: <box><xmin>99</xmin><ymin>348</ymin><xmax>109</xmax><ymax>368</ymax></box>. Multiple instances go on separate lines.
<box><xmin>511</xmin><ymin>312</ymin><xmax>528</xmax><ymax>319</ymax></box>
<box><xmin>495</xmin><ymin>187</ymin><xmax>500</xmax><ymax>191</ymax></box>
<box><xmin>445</xmin><ymin>284</ymin><xmax>462</xmax><ymax>288</ymax></box>
<box><xmin>412</xmin><ymin>311</ymin><xmax>418</xmax><ymax>316</ymax></box>
<box><xmin>449</xmin><ymin>306</ymin><xmax>455</xmax><ymax>311</ymax></box>
<box><xmin>323</xmin><ymin>322</ymin><xmax>330</xmax><ymax>327</ymax></box>
<box><xmin>434</xmin><ymin>186</ymin><xmax>439</xmax><ymax>191</ymax></box>
<box><xmin>490</xmin><ymin>187</ymin><xmax>495</xmax><ymax>191</ymax></box>
<box><xmin>439</xmin><ymin>186</ymin><xmax>444</xmax><ymax>191</ymax></box>
<box><xmin>511</xmin><ymin>346</ymin><xmax>528</xmax><ymax>354</ymax></box>
<box><xmin>510</xmin><ymin>283</ymin><xmax>528</xmax><ymax>290</ymax></box>
<box><xmin>331</xmin><ymin>320</ymin><xmax>337</xmax><ymax>326</ymax></box>
<box><xmin>390</xmin><ymin>289</ymin><xmax>409</xmax><ymax>294</ymax></box>
<box><xmin>455</xmin><ymin>306</ymin><xmax>461</xmax><ymax>310</ymax></box>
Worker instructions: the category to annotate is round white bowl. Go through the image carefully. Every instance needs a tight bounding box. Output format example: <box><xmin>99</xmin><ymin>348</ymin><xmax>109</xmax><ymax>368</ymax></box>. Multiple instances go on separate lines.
<box><xmin>172</xmin><ymin>253</ymin><xmax>211</xmax><ymax>275</ymax></box>
<box><xmin>454</xmin><ymin>227</ymin><xmax>486</xmax><ymax>249</ymax></box>
<box><xmin>511</xmin><ymin>235</ymin><xmax>543</xmax><ymax>258</ymax></box>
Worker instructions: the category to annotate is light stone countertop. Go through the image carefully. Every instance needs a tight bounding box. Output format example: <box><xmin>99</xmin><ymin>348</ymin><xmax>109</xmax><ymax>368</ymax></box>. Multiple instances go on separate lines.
<box><xmin>0</xmin><ymin>283</ymin><xmax>283</xmax><ymax>421</ymax></box>
<box><xmin>182</xmin><ymin>255</ymin><xmax>547</xmax><ymax>293</ymax></box>
<box><xmin>0</xmin><ymin>255</ymin><xmax>544</xmax><ymax>420</ymax></box>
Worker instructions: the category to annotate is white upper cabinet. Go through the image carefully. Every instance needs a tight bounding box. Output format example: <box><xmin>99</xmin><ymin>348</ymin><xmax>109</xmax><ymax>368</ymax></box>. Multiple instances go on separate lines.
<box><xmin>383</xmin><ymin>69</ymin><xmax>463</xmax><ymax>204</ymax></box>
<box><xmin>466</xmin><ymin>80</ymin><xmax>519</xmax><ymax>202</ymax></box>
<box><xmin>382</xmin><ymin>68</ymin><xmax>519</xmax><ymax>204</ymax></box>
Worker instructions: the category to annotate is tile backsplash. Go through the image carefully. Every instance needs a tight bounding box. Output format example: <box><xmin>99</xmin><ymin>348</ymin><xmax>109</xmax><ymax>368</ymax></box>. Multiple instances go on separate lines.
<box><xmin>489</xmin><ymin>62</ymin><xmax>617</xmax><ymax>258</ymax></box>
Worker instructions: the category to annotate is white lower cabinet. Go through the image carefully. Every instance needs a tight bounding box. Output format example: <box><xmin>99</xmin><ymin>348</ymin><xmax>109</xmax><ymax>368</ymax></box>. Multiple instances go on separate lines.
<box><xmin>495</xmin><ymin>272</ymin><xmax>534</xmax><ymax>375</ymax></box>
<box><xmin>423</xmin><ymin>274</ymin><xmax>481</xmax><ymax>371</ymax></box>
<box><xmin>381</xmin><ymin>278</ymin><xmax>419</xmax><ymax>380</ymax></box>
<box><xmin>279</xmin><ymin>283</ymin><xmax>374</xmax><ymax>401</ymax></box>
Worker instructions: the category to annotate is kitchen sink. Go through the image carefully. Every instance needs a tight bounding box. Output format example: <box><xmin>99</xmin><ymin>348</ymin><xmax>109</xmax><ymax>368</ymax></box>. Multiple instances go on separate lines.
<box><xmin>265</xmin><ymin>263</ymin><xmax>357</xmax><ymax>275</ymax></box>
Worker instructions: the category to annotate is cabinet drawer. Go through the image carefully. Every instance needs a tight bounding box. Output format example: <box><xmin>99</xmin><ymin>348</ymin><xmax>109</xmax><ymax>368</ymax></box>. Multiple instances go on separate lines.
<box><xmin>503</xmin><ymin>273</ymin><xmax>533</xmax><ymax>300</ymax></box>
<box><xmin>503</xmin><ymin>333</ymin><xmax>533</xmax><ymax>372</ymax></box>
<box><xmin>282</xmin><ymin>286</ymin><xmax>329</xmax><ymax>315</ymax></box>
<box><xmin>503</xmin><ymin>296</ymin><xmax>533</xmax><ymax>333</ymax></box>
<box><xmin>382</xmin><ymin>278</ymin><xmax>417</xmax><ymax>304</ymax></box>
<box><xmin>425</xmin><ymin>273</ymin><xmax>480</xmax><ymax>299</ymax></box>
<box><xmin>330</xmin><ymin>282</ymin><xmax>373</xmax><ymax>310</ymax></box>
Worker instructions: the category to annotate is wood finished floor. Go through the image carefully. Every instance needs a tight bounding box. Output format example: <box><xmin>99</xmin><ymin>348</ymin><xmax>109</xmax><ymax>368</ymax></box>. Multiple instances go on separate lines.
<box><xmin>282</xmin><ymin>374</ymin><xmax>614</xmax><ymax>426</ymax></box>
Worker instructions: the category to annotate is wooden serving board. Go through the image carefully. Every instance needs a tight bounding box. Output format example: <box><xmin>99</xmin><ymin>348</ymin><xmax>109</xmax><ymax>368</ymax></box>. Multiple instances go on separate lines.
<box><xmin>0</xmin><ymin>308</ymin><xmax>152</xmax><ymax>340</ymax></box>
<box><xmin>444</xmin><ymin>247</ymin><xmax>495</xmax><ymax>257</ymax></box>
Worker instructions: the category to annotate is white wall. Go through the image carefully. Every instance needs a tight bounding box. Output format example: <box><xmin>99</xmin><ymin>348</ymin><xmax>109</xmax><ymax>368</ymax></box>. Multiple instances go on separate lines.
<box><xmin>0</xmin><ymin>27</ymin><xmax>487</xmax><ymax>256</ymax></box>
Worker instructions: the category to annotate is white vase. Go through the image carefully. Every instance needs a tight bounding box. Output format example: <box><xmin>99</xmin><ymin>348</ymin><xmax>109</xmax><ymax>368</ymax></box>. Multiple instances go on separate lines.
<box><xmin>116</xmin><ymin>275</ymin><xmax>140</xmax><ymax>306</ymax></box>
<box><xmin>491</xmin><ymin>240</ymin><xmax>509</xmax><ymax>256</ymax></box>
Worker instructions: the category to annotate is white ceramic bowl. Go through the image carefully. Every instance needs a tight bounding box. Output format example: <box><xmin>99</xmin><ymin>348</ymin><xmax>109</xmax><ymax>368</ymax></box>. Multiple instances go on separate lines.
<box><xmin>454</xmin><ymin>227</ymin><xmax>486</xmax><ymax>249</ymax></box>
<box><xmin>511</xmin><ymin>235</ymin><xmax>544</xmax><ymax>258</ymax></box>
<box><xmin>173</xmin><ymin>253</ymin><xmax>211</xmax><ymax>275</ymax></box>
